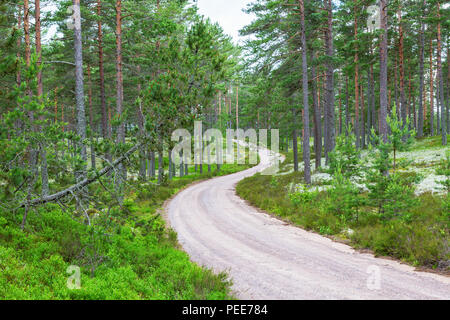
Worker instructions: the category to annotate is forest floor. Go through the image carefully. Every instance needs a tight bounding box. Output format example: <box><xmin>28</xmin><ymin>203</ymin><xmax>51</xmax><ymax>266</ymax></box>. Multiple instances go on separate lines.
<box><xmin>275</xmin><ymin>135</ymin><xmax>448</xmax><ymax>196</ymax></box>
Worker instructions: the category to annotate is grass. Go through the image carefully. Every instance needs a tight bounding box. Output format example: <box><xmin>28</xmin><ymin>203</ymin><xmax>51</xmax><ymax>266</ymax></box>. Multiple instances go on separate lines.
<box><xmin>0</xmin><ymin>143</ymin><xmax>256</xmax><ymax>300</ymax></box>
<box><xmin>236</xmin><ymin>138</ymin><xmax>449</xmax><ymax>272</ymax></box>
<box><xmin>413</xmin><ymin>134</ymin><xmax>450</xmax><ymax>150</ymax></box>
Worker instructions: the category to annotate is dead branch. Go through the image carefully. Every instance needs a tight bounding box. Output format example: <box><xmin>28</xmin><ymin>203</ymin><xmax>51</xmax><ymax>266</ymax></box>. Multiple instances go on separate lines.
<box><xmin>21</xmin><ymin>143</ymin><xmax>143</xmax><ymax>208</ymax></box>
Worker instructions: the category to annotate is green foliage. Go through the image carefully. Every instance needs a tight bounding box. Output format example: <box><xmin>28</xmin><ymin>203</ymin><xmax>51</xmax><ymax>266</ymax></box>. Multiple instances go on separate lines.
<box><xmin>366</xmin><ymin>105</ymin><xmax>418</xmax><ymax>220</ymax></box>
<box><xmin>436</xmin><ymin>150</ymin><xmax>450</xmax><ymax>194</ymax></box>
<box><xmin>380</xmin><ymin>174</ymin><xmax>418</xmax><ymax>221</ymax></box>
<box><xmin>328</xmin><ymin>127</ymin><xmax>362</xmax><ymax>179</ymax></box>
<box><xmin>237</xmin><ymin>139</ymin><xmax>449</xmax><ymax>271</ymax></box>
<box><xmin>327</xmin><ymin>168</ymin><xmax>364</xmax><ymax>222</ymax></box>
<box><xmin>385</xmin><ymin>106</ymin><xmax>416</xmax><ymax>172</ymax></box>
<box><xmin>288</xmin><ymin>184</ymin><xmax>319</xmax><ymax>206</ymax></box>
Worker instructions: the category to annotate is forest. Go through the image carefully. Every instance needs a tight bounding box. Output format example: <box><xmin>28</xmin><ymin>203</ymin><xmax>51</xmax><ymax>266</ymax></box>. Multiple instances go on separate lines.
<box><xmin>0</xmin><ymin>0</ymin><xmax>448</xmax><ymax>300</ymax></box>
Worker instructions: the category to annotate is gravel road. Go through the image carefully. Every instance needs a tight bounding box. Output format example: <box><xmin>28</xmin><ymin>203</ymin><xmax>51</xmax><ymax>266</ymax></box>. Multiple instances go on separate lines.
<box><xmin>166</xmin><ymin>146</ymin><xmax>450</xmax><ymax>300</ymax></box>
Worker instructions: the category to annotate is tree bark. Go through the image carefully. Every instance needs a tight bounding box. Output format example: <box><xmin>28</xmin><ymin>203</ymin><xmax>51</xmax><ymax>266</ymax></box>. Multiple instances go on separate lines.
<box><xmin>311</xmin><ymin>50</ymin><xmax>322</xmax><ymax>169</ymax></box>
<box><xmin>34</xmin><ymin>0</ymin><xmax>49</xmax><ymax>197</ymax></box>
<box><xmin>398</xmin><ymin>9</ymin><xmax>407</xmax><ymax>126</ymax></box>
<box><xmin>418</xmin><ymin>7</ymin><xmax>425</xmax><ymax>137</ymax></box>
<box><xmin>430</xmin><ymin>38</ymin><xmax>434</xmax><ymax>135</ymax></box>
<box><xmin>324</xmin><ymin>0</ymin><xmax>335</xmax><ymax>159</ymax></box>
<box><xmin>73</xmin><ymin>0</ymin><xmax>87</xmax><ymax>183</ymax></box>
<box><xmin>87</xmin><ymin>65</ymin><xmax>96</xmax><ymax>170</ymax></box>
<box><xmin>436</xmin><ymin>2</ymin><xmax>447</xmax><ymax>145</ymax></box>
<box><xmin>299</xmin><ymin>0</ymin><xmax>311</xmax><ymax>184</ymax></box>
<box><xmin>115</xmin><ymin>0</ymin><xmax>126</xmax><ymax>198</ymax></box>
<box><xmin>345</xmin><ymin>75</ymin><xmax>350</xmax><ymax>133</ymax></box>
<box><xmin>379</xmin><ymin>0</ymin><xmax>389</xmax><ymax>143</ymax></box>
<box><xmin>354</xmin><ymin>1</ymin><xmax>360</xmax><ymax>148</ymax></box>
<box><xmin>97</xmin><ymin>0</ymin><xmax>109</xmax><ymax>149</ymax></box>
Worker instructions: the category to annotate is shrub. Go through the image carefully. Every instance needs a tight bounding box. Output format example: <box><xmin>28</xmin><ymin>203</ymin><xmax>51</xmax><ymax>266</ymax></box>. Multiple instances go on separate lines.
<box><xmin>381</xmin><ymin>174</ymin><xmax>418</xmax><ymax>221</ymax></box>
<box><xmin>289</xmin><ymin>184</ymin><xmax>319</xmax><ymax>207</ymax></box>
<box><xmin>328</xmin><ymin>127</ymin><xmax>362</xmax><ymax>179</ymax></box>
<box><xmin>327</xmin><ymin>168</ymin><xmax>365</xmax><ymax>222</ymax></box>
<box><xmin>436</xmin><ymin>150</ymin><xmax>450</xmax><ymax>194</ymax></box>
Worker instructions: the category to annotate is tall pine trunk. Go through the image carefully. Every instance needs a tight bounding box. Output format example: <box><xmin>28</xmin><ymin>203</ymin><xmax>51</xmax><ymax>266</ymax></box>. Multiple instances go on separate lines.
<box><xmin>398</xmin><ymin>9</ymin><xmax>407</xmax><ymax>127</ymax></box>
<box><xmin>436</xmin><ymin>2</ymin><xmax>447</xmax><ymax>145</ymax></box>
<box><xmin>115</xmin><ymin>0</ymin><xmax>126</xmax><ymax>198</ymax></box>
<box><xmin>430</xmin><ymin>39</ymin><xmax>434</xmax><ymax>135</ymax></box>
<box><xmin>324</xmin><ymin>0</ymin><xmax>335</xmax><ymax>160</ymax></box>
<box><xmin>34</xmin><ymin>0</ymin><xmax>49</xmax><ymax>197</ymax></box>
<box><xmin>354</xmin><ymin>1</ymin><xmax>360</xmax><ymax>148</ymax></box>
<box><xmin>97</xmin><ymin>0</ymin><xmax>109</xmax><ymax>149</ymax></box>
<box><xmin>311</xmin><ymin>50</ymin><xmax>322</xmax><ymax>169</ymax></box>
<box><xmin>418</xmin><ymin>9</ymin><xmax>425</xmax><ymax>137</ymax></box>
<box><xmin>73</xmin><ymin>0</ymin><xmax>87</xmax><ymax>183</ymax></box>
<box><xmin>299</xmin><ymin>0</ymin><xmax>311</xmax><ymax>184</ymax></box>
<box><xmin>87</xmin><ymin>65</ymin><xmax>96</xmax><ymax>170</ymax></box>
<box><xmin>379</xmin><ymin>0</ymin><xmax>389</xmax><ymax>143</ymax></box>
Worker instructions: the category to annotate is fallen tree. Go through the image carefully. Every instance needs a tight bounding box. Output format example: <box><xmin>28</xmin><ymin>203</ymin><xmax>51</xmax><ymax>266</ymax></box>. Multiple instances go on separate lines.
<box><xmin>21</xmin><ymin>143</ymin><xmax>142</xmax><ymax>208</ymax></box>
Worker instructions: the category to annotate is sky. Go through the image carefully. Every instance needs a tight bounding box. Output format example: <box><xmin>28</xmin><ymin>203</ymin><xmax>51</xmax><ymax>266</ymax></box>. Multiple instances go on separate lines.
<box><xmin>195</xmin><ymin>0</ymin><xmax>255</xmax><ymax>44</ymax></box>
<box><xmin>43</xmin><ymin>0</ymin><xmax>255</xmax><ymax>44</ymax></box>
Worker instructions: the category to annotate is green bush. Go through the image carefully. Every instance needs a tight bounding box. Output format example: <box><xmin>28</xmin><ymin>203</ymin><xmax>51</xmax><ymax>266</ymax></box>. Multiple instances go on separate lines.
<box><xmin>328</xmin><ymin>128</ymin><xmax>362</xmax><ymax>178</ymax></box>
<box><xmin>288</xmin><ymin>184</ymin><xmax>319</xmax><ymax>206</ymax></box>
<box><xmin>327</xmin><ymin>168</ymin><xmax>364</xmax><ymax>222</ymax></box>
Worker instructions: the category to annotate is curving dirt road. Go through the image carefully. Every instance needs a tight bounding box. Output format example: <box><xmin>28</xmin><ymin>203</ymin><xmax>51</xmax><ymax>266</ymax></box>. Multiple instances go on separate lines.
<box><xmin>166</xmin><ymin>146</ymin><xmax>450</xmax><ymax>300</ymax></box>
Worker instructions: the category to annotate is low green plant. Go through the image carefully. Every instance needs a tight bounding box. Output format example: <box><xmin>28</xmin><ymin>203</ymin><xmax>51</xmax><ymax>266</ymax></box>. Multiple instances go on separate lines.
<box><xmin>289</xmin><ymin>184</ymin><xmax>319</xmax><ymax>206</ymax></box>
<box><xmin>436</xmin><ymin>150</ymin><xmax>450</xmax><ymax>194</ymax></box>
<box><xmin>381</xmin><ymin>174</ymin><xmax>418</xmax><ymax>221</ymax></box>
<box><xmin>327</xmin><ymin>167</ymin><xmax>365</xmax><ymax>222</ymax></box>
<box><xmin>366</xmin><ymin>105</ymin><xmax>417</xmax><ymax>220</ymax></box>
<box><xmin>328</xmin><ymin>127</ymin><xmax>362</xmax><ymax>179</ymax></box>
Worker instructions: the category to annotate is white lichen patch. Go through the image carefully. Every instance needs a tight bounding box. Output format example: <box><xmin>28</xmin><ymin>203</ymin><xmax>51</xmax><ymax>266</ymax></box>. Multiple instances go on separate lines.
<box><xmin>311</xmin><ymin>172</ymin><xmax>332</xmax><ymax>184</ymax></box>
<box><xmin>414</xmin><ymin>173</ymin><xmax>447</xmax><ymax>196</ymax></box>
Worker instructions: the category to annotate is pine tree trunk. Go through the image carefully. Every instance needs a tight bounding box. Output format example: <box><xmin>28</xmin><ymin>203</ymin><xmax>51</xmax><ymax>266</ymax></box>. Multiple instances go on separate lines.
<box><xmin>345</xmin><ymin>75</ymin><xmax>350</xmax><ymax>133</ymax></box>
<box><xmin>379</xmin><ymin>0</ymin><xmax>389</xmax><ymax>143</ymax></box>
<box><xmin>367</xmin><ymin>72</ymin><xmax>372</xmax><ymax>133</ymax></box>
<box><xmin>338</xmin><ymin>85</ymin><xmax>342</xmax><ymax>136</ymax></box>
<box><xmin>324</xmin><ymin>0</ymin><xmax>335</xmax><ymax>158</ymax></box>
<box><xmin>168</xmin><ymin>149</ymin><xmax>173</xmax><ymax>180</ymax></box>
<box><xmin>97</xmin><ymin>0</ymin><xmax>109</xmax><ymax>149</ymax></box>
<box><xmin>137</xmin><ymin>65</ymin><xmax>146</xmax><ymax>180</ymax></box>
<box><xmin>87</xmin><ymin>65</ymin><xmax>96</xmax><ymax>170</ymax></box>
<box><xmin>293</xmin><ymin>127</ymin><xmax>298</xmax><ymax>172</ymax></box>
<box><xmin>418</xmin><ymin>11</ymin><xmax>425</xmax><ymax>137</ymax></box>
<box><xmin>158</xmin><ymin>150</ymin><xmax>163</xmax><ymax>184</ymax></box>
<box><xmin>398</xmin><ymin>10</ymin><xmax>407</xmax><ymax>126</ymax></box>
<box><xmin>445</xmin><ymin>44</ymin><xmax>450</xmax><ymax>134</ymax></box>
<box><xmin>311</xmin><ymin>50</ymin><xmax>322</xmax><ymax>169</ymax></box>
<box><xmin>360</xmin><ymin>84</ymin><xmax>365</xmax><ymax>148</ymax></box>
<box><xmin>115</xmin><ymin>0</ymin><xmax>126</xmax><ymax>197</ymax></box>
<box><xmin>73</xmin><ymin>0</ymin><xmax>87</xmax><ymax>183</ymax></box>
<box><xmin>436</xmin><ymin>2</ymin><xmax>447</xmax><ymax>145</ymax></box>
<box><xmin>299</xmin><ymin>0</ymin><xmax>311</xmax><ymax>184</ymax></box>
<box><xmin>354</xmin><ymin>1</ymin><xmax>360</xmax><ymax>148</ymax></box>
<box><xmin>34</xmin><ymin>0</ymin><xmax>49</xmax><ymax>197</ymax></box>
<box><xmin>23</xmin><ymin>0</ymin><xmax>38</xmax><ymax>198</ymax></box>
<box><xmin>430</xmin><ymin>38</ymin><xmax>434</xmax><ymax>135</ymax></box>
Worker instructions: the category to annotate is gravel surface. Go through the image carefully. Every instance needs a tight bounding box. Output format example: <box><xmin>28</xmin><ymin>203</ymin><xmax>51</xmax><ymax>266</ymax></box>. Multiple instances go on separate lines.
<box><xmin>166</xmin><ymin>147</ymin><xmax>450</xmax><ymax>300</ymax></box>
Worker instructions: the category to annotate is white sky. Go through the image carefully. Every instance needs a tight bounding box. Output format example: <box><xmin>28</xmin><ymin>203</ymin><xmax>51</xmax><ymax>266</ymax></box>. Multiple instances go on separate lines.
<box><xmin>195</xmin><ymin>0</ymin><xmax>255</xmax><ymax>45</ymax></box>
<box><xmin>44</xmin><ymin>1</ymin><xmax>255</xmax><ymax>44</ymax></box>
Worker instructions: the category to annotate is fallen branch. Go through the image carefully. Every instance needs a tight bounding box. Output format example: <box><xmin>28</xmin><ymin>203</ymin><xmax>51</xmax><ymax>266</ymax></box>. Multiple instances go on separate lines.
<box><xmin>21</xmin><ymin>143</ymin><xmax>142</xmax><ymax>208</ymax></box>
